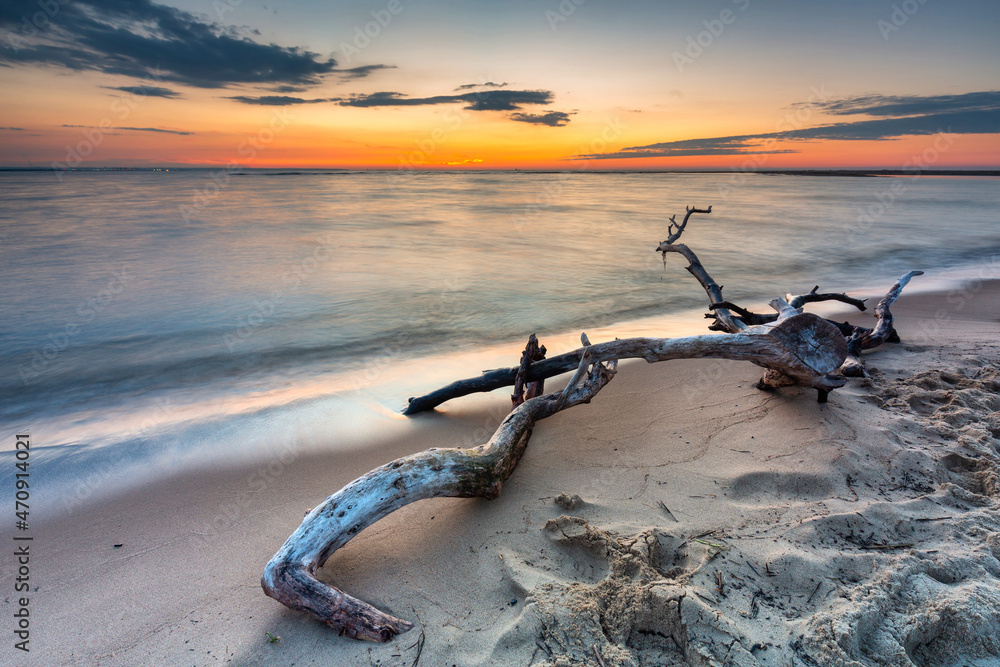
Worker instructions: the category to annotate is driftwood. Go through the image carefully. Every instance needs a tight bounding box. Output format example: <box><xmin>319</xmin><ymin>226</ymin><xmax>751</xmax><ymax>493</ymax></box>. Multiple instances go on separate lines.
<box><xmin>839</xmin><ymin>270</ymin><xmax>923</xmax><ymax>376</ymax></box>
<box><xmin>656</xmin><ymin>206</ymin><xmax>920</xmax><ymax>377</ymax></box>
<box><xmin>262</xmin><ymin>338</ymin><xmax>617</xmax><ymax>641</ymax></box>
<box><xmin>403</xmin><ymin>310</ymin><xmax>846</xmax><ymax>416</ymax></box>
<box><xmin>511</xmin><ymin>333</ymin><xmax>546</xmax><ymax>407</ymax></box>
<box><xmin>404</xmin><ymin>205</ymin><xmax>918</xmax><ymax>413</ymax></box>
<box><xmin>655</xmin><ymin>205</ymin><xmax>745</xmax><ymax>333</ymax></box>
<box><xmin>263</xmin><ymin>204</ymin><xmax>921</xmax><ymax>639</ymax></box>
<box><xmin>262</xmin><ymin>311</ymin><xmax>844</xmax><ymax>638</ymax></box>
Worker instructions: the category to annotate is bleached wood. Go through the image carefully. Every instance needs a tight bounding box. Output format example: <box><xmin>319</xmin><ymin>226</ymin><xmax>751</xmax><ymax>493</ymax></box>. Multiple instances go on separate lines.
<box><xmin>263</xmin><ymin>312</ymin><xmax>851</xmax><ymax>639</ymax></box>
<box><xmin>262</xmin><ymin>352</ymin><xmax>618</xmax><ymax>641</ymax></box>
<box><xmin>410</xmin><ymin>321</ymin><xmax>843</xmax><ymax>416</ymax></box>
<box><xmin>653</xmin><ymin>205</ymin><xmax>747</xmax><ymax>334</ymax></box>
<box><xmin>840</xmin><ymin>271</ymin><xmax>923</xmax><ymax>377</ymax></box>
<box><xmin>262</xmin><ymin>203</ymin><xmax>920</xmax><ymax>642</ymax></box>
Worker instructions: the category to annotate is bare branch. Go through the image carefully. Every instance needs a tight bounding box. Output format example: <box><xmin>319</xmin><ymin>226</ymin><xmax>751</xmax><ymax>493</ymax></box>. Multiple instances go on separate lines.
<box><xmin>662</xmin><ymin>205</ymin><xmax>713</xmax><ymax>245</ymax></box>
<box><xmin>867</xmin><ymin>270</ymin><xmax>923</xmax><ymax>346</ymax></box>
<box><xmin>263</xmin><ymin>196</ymin><xmax>926</xmax><ymax>643</ymax></box>
<box><xmin>768</xmin><ymin>297</ymin><xmax>801</xmax><ymax>320</ymax></box>
<box><xmin>840</xmin><ymin>271</ymin><xmax>923</xmax><ymax>377</ymax></box>
<box><xmin>787</xmin><ymin>286</ymin><xmax>868</xmax><ymax>312</ymax></box>
<box><xmin>558</xmin><ymin>348</ymin><xmax>592</xmax><ymax>408</ymax></box>
<box><xmin>708</xmin><ymin>301</ymin><xmax>756</xmax><ymax>320</ymax></box>
<box><xmin>657</xmin><ymin>243</ymin><xmax>747</xmax><ymax>333</ymax></box>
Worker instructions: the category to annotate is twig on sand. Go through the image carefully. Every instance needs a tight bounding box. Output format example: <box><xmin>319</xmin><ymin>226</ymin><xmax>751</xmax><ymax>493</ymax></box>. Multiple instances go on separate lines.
<box><xmin>593</xmin><ymin>644</ymin><xmax>608</xmax><ymax>667</ymax></box>
<box><xmin>657</xmin><ymin>500</ymin><xmax>678</xmax><ymax>522</ymax></box>
<box><xmin>408</xmin><ymin>611</ymin><xmax>425</xmax><ymax>667</ymax></box>
<box><xmin>859</xmin><ymin>542</ymin><xmax>914</xmax><ymax>551</ymax></box>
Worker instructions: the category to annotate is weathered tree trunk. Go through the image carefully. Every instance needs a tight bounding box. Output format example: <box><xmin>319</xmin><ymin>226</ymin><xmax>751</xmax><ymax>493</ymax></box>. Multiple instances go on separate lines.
<box><xmin>404</xmin><ymin>311</ymin><xmax>847</xmax><ymax>414</ymax></box>
<box><xmin>262</xmin><ymin>341</ymin><xmax>618</xmax><ymax>641</ymax></box>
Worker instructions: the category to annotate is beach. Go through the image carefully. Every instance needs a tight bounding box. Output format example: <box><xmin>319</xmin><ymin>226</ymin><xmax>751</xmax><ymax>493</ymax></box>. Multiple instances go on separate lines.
<box><xmin>3</xmin><ymin>0</ymin><xmax>1000</xmax><ymax>662</ymax></box>
<box><xmin>25</xmin><ymin>278</ymin><xmax>1000</xmax><ymax>666</ymax></box>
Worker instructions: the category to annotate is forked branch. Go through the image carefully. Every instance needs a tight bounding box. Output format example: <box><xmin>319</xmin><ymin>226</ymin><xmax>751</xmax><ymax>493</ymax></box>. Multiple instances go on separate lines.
<box><xmin>663</xmin><ymin>205</ymin><xmax>713</xmax><ymax>245</ymax></box>
<box><xmin>655</xmin><ymin>206</ymin><xmax>746</xmax><ymax>334</ymax></box>
<box><xmin>709</xmin><ymin>286</ymin><xmax>868</xmax><ymax>328</ymax></box>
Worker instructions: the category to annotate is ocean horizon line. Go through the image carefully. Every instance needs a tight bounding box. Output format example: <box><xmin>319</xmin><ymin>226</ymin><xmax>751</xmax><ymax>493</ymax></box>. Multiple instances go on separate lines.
<box><xmin>2</xmin><ymin>166</ymin><xmax>1000</xmax><ymax>176</ymax></box>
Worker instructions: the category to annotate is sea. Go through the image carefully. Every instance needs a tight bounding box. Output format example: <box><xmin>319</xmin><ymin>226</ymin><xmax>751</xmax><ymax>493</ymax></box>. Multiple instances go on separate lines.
<box><xmin>2</xmin><ymin>169</ymin><xmax>998</xmax><ymax>518</ymax></box>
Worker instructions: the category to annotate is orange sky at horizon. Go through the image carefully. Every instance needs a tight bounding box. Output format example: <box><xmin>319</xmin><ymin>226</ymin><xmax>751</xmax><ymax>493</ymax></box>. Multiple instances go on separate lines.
<box><xmin>1</xmin><ymin>0</ymin><xmax>998</xmax><ymax>170</ymax></box>
<box><xmin>11</xmin><ymin>118</ymin><xmax>994</xmax><ymax>171</ymax></box>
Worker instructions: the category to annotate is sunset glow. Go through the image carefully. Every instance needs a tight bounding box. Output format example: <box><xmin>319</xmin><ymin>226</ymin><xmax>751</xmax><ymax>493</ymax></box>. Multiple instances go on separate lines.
<box><xmin>1</xmin><ymin>0</ymin><xmax>998</xmax><ymax>170</ymax></box>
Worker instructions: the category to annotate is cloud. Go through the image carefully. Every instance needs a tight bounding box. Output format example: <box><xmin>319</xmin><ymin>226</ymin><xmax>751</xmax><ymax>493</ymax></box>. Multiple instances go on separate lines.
<box><xmin>0</xmin><ymin>0</ymin><xmax>390</xmax><ymax>89</ymax></box>
<box><xmin>579</xmin><ymin>135</ymin><xmax>795</xmax><ymax>158</ymax></box>
<box><xmin>117</xmin><ymin>126</ymin><xmax>194</xmax><ymax>135</ymax></box>
<box><xmin>62</xmin><ymin>124</ymin><xmax>194</xmax><ymax>135</ymax></box>
<box><xmin>455</xmin><ymin>81</ymin><xmax>508</xmax><ymax>90</ymax></box>
<box><xmin>335</xmin><ymin>64</ymin><xmax>395</xmax><ymax>80</ymax></box>
<box><xmin>801</xmin><ymin>90</ymin><xmax>1000</xmax><ymax>118</ymax></box>
<box><xmin>510</xmin><ymin>111</ymin><xmax>572</xmax><ymax>127</ymax></box>
<box><xmin>228</xmin><ymin>95</ymin><xmax>335</xmax><ymax>105</ymax></box>
<box><xmin>340</xmin><ymin>89</ymin><xmax>553</xmax><ymax>111</ymax></box>
<box><xmin>579</xmin><ymin>91</ymin><xmax>1000</xmax><ymax>159</ymax></box>
<box><xmin>1</xmin><ymin>127</ymin><xmax>25</xmax><ymax>131</ymax></box>
<box><xmin>105</xmin><ymin>85</ymin><xmax>182</xmax><ymax>98</ymax></box>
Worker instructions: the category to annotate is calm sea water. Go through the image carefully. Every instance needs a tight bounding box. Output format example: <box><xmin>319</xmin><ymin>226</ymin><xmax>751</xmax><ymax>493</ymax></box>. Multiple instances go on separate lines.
<box><xmin>1</xmin><ymin>170</ymin><xmax>998</xmax><ymax>515</ymax></box>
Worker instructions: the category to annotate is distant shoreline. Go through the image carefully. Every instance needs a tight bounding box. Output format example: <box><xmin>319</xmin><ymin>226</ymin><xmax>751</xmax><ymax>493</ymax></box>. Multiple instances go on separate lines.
<box><xmin>1</xmin><ymin>167</ymin><xmax>999</xmax><ymax>177</ymax></box>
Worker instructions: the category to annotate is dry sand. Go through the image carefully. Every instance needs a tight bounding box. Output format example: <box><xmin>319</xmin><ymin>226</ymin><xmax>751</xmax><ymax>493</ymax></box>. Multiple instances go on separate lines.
<box><xmin>20</xmin><ymin>279</ymin><xmax>1000</xmax><ymax>666</ymax></box>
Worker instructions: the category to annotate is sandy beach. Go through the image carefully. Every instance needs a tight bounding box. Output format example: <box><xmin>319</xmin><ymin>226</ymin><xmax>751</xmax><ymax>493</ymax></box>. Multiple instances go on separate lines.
<box><xmin>25</xmin><ymin>279</ymin><xmax>1000</xmax><ymax>667</ymax></box>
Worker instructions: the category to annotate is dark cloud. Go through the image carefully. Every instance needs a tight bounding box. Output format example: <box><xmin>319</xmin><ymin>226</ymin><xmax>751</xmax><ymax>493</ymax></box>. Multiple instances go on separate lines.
<box><xmin>62</xmin><ymin>124</ymin><xmax>194</xmax><ymax>135</ymax></box>
<box><xmin>1</xmin><ymin>127</ymin><xmax>25</xmax><ymax>131</ymax></box>
<box><xmin>0</xmin><ymin>0</ymin><xmax>390</xmax><ymax>89</ymax></box>
<box><xmin>455</xmin><ymin>81</ymin><xmax>508</xmax><ymax>90</ymax></box>
<box><xmin>105</xmin><ymin>85</ymin><xmax>182</xmax><ymax>98</ymax></box>
<box><xmin>335</xmin><ymin>64</ymin><xmax>395</xmax><ymax>79</ymax></box>
<box><xmin>579</xmin><ymin>91</ymin><xmax>1000</xmax><ymax>159</ymax></box>
<box><xmin>801</xmin><ymin>90</ymin><xmax>1000</xmax><ymax>118</ymax></box>
<box><xmin>340</xmin><ymin>89</ymin><xmax>552</xmax><ymax>111</ymax></box>
<box><xmin>227</xmin><ymin>95</ymin><xmax>335</xmax><ymax>106</ymax></box>
<box><xmin>579</xmin><ymin>135</ymin><xmax>795</xmax><ymax>158</ymax></box>
<box><xmin>510</xmin><ymin>111</ymin><xmax>572</xmax><ymax>127</ymax></box>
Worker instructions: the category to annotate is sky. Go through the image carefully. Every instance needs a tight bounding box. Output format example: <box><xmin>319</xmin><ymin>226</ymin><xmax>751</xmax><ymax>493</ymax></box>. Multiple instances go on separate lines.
<box><xmin>0</xmin><ymin>0</ymin><xmax>998</xmax><ymax>169</ymax></box>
